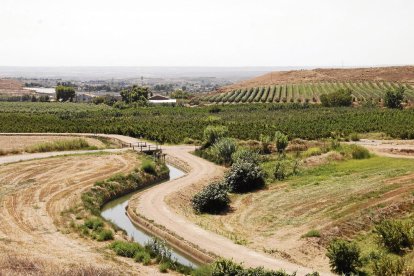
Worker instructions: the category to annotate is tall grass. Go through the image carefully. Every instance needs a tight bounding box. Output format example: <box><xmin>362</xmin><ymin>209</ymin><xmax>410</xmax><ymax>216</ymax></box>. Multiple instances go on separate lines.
<box><xmin>26</xmin><ymin>138</ymin><xmax>96</xmax><ymax>153</ymax></box>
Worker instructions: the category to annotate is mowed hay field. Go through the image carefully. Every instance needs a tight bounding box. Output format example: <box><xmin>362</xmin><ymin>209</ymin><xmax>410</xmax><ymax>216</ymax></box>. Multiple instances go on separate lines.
<box><xmin>0</xmin><ymin>135</ymin><xmax>107</xmax><ymax>152</ymax></box>
<box><xmin>178</xmin><ymin>155</ymin><xmax>414</xmax><ymax>272</ymax></box>
<box><xmin>0</xmin><ymin>152</ymin><xmax>160</xmax><ymax>275</ymax></box>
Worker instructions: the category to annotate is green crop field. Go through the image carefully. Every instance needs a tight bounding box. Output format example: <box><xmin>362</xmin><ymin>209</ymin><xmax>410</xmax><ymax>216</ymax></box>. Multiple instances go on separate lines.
<box><xmin>1</xmin><ymin>102</ymin><xmax>414</xmax><ymax>143</ymax></box>
<box><xmin>202</xmin><ymin>82</ymin><xmax>414</xmax><ymax>104</ymax></box>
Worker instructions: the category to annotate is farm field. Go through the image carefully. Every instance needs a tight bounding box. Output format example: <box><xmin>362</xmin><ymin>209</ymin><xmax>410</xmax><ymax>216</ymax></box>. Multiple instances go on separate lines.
<box><xmin>0</xmin><ymin>135</ymin><xmax>107</xmax><ymax>153</ymax></box>
<box><xmin>201</xmin><ymin>82</ymin><xmax>414</xmax><ymax>104</ymax></box>
<box><xmin>1</xmin><ymin>102</ymin><xmax>414</xmax><ymax>144</ymax></box>
<box><xmin>0</xmin><ymin>151</ymin><xmax>165</xmax><ymax>274</ymax></box>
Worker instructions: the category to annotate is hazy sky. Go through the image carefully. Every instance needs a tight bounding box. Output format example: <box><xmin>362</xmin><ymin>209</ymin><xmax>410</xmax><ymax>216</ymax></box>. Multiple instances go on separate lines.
<box><xmin>1</xmin><ymin>0</ymin><xmax>413</xmax><ymax>67</ymax></box>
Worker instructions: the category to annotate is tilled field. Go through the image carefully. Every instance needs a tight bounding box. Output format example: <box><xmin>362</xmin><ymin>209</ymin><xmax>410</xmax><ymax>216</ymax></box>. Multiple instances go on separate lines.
<box><xmin>0</xmin><ymin>152</ymin><xmax>162</xmax><ymax>275</ymax></box>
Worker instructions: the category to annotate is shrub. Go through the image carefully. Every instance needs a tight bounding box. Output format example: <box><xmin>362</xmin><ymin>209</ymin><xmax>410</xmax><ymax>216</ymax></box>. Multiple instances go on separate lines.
<box><xmin>350</xmin><ymin>145</ymin><xmax>370</xmax><ymax>159</ymax></box>
<box><xmin>192</xmin><ymin>182</ymin><xmax>229</xmax><ymax>214</ymax></box>
<box><xmin>134</xmin><ymin>251</ymin><xmax>151</xmax><ymax>265</ymax></box>
<box><xmin>349</xmin><ymin>133</ymin><xmax>360</xmax><ymax>141</ymax></box>
<box><xmin>259</xmin><ymin>134</ymin><xmax>272</xmax><ymax>154</ymax></box>
<box><xmin>384</xmin><ymin>87</ymin><xmax>405</xmax><ymax>109</ymax></box>
<box><xmin>231</xmin><ymin>149</ymin><xmax>260</xmax><ymax>165</ymax></box>
<box><xmin>274</xmin><ymin>131</ymin><xmax>289</xmax><ymax>154</ymax></box>
<box><xmin>326</xmin><ymin>239</ymin><xmax>361</xmax><ymax>275</ymax></box>
<box><xmin>375</xmin><ymin>219</ymin><xmax>414</xmax><ymax>254</ymax></box>
<box><xmin>225</xmin><ymin>160</ymin><xmax>265</xmax><ymax>193</ymax></box>
<box><xmin>141</xmin><ymin>159</ymin><xmax>157</xmax><ymax>175</ymax></box>
<box><xmin>84</xmin><ymin>217</ymin><xmax>104</xmax><ymax>230</ymax></box>
<box><xmin>203</xmin><ymin>125</ymin><xmax>228</xmax><ymax>147</ymax></box>
<box><xmin>302</xmin><ymin>229</ymin><xmax>321</xmax><ymax>238</ymax></box>
<box><xmin>210</xmin><ymin>138</ymin><xmax>238</xmax><ymax>165</ymax></box>
<box><xmin>145</xmin><ymin>238</ymin><xmax>172</xmax><ymax>263</ymax></box>
<box><xmin>372</xmin><ymin>255</ymin><xmax>406</xmax><ymax>276</ymax></box>
<box><xmin>159</xmin><ymin>262</ymin><xmax>170</xmax><ymax>273</ymax></box>
<box><xmin>110</xmin><ymin>241</ymin><xmax>143</xmax><ymax>258</ymax></box>
<box><xmin>320</xmin><ymin>88</ymin><xmax>353</xmax><ymax>107</ymax></box>
<box><xmin>96</xmin><ymin>229</ymin><xmax>113</xmax><ymax>241</ymax></box>
<box><xmin>302</xmin><ymin>147</ymin><xmax>323</xmax><ymax>158</ymax></box>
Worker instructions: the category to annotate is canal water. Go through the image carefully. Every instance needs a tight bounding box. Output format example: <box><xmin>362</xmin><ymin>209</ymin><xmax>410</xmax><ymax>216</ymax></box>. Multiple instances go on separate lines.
<box><xmin>101</xmin><ymin>165</ymin><xmax>198</xmax><ymax>268</ymax></box>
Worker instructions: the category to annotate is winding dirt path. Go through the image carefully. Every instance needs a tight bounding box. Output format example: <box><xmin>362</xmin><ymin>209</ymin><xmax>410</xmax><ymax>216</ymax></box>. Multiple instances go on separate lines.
<box><xmin>128</xmin><ymin>146</ymin><xmax>320</xmax><ymax>275</ymax></box>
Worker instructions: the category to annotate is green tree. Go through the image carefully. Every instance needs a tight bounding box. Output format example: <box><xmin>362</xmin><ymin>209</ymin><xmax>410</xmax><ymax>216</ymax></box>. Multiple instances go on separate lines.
<box><xmin>203</xmin><ymin>125</ymin><xmax>228</xmax><ymax>148</ymax></box>
<box><xmin>326</xmin><ymin>239</ymin><xmax>361</xmax><ymax>275</ymax></box>
<box><xmin>224</xmin><ymin>159</ymin><xmax>265</xmax><ymax>193</ymax></box>
<box><xmin>55</xmin><ymin>85</ymin><xmax>76</xmax><ymax>102</ymax></box>
<box><xmin>384</xmin><ymin>86</ymin><xmax>405</xmax><ymax>109</ymax></box>
<box><xmin>192</xmin><ymin>182</ymin><xmax>229</xmax><ymax>214</ymax></box>
<box><xmin>120</xmin><ymin>85</ymin><xmax>150</xmax><ymax>104</ymax></box>
<box><xmin>274</xmin><ymin>131</ymin><xmax>289</xmax><ymax>154</ymax></box>
<box><xmin>171</xmin><ymin>89</ymin><xmax>190</xmax><ymax>99</ymax></box>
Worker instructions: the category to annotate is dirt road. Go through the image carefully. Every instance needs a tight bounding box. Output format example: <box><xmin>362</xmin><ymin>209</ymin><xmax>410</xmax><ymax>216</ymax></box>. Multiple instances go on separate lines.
<box><xmin>128</xmin><ymin>145</ymin><xmax>321</xmax><ymax>275</ymax></box>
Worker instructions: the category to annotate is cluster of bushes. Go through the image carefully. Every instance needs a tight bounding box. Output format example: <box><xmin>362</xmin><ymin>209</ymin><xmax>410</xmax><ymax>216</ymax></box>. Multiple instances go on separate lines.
<box><xmin>110</xmin><ymin>239</ymin><xmax>192</xmax><ymax>274</ymax></box>
<box><xmin>326</xmin><ymin>218</ymin><xmax>414</xmax><ymax>275</ymax></box>
<box><xmin>384</xmin><ymin>87</ymin><xmax>405</xmax><ymax>109</ymax></box>
<box><xmin>192</xmin><ymin>147</ymin><xmax>265</xmax><ymax>214</ymax></box>
<box><xmin>77</xmin><ymin>217</ymin><xmax>114</xmax><ymax>241</ymax></box>
<box><xmin>55</xmin><ymin>85</ymin><xmax>76</xmax><ymax>102</ymax></box>
<box><xmin>82</xmin><ymin>160</ymin><xmax>169</xmax><ymax>215</ymax></box>
<box><xmin>193</xmin><ymin>259</ymin><xmax>318</xmax><ymax>276</ymax></box>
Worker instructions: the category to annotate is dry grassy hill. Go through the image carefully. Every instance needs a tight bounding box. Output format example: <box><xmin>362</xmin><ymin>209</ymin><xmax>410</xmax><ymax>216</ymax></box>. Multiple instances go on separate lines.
<box><xmin>222</xmin><ymin>66</ymin><xmax>414</xmax><ymax>92</ymax></box>
<box><xmin>0</xmin><ymin>79</ymin><xmax>32</xmax><ymax>96</ymax></box>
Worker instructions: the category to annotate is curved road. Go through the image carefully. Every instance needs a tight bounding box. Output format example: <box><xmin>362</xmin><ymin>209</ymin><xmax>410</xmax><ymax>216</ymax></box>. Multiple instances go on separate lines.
<box><xmin>129</xmin><ymin>145</ymin><xmax>319</xmax><ymax>275</ymax></box>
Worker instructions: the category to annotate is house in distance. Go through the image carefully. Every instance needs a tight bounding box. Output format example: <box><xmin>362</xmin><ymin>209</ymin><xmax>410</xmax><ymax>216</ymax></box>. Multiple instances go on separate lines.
<box><xmin>148</xmin><ymin>94</ymin><xmax>177</xmax><ymax>104</ymax></box>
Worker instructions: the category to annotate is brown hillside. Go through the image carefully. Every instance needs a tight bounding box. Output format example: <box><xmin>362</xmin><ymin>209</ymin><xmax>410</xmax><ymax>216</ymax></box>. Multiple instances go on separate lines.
<box><xmin>0</xmin><ymin>79</ymin><xmax>31</xmax><ymax>96</ymax></box>
<box><xmin>221</xmin><ymin>66</ymin><xmax>414</xmax><ymax>92</ymax></box>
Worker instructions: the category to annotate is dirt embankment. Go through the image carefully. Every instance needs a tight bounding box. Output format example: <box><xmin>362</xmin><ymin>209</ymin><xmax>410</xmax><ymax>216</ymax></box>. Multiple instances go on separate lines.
<box><xmin>220</xmin><ymin>66</ymin><xmax>414</xmax><ymax>92</ymax></box>
<box><xmin>0</xmin><ymin>152</ymin><xmax>163</xmax><ymax>275</ymax></box>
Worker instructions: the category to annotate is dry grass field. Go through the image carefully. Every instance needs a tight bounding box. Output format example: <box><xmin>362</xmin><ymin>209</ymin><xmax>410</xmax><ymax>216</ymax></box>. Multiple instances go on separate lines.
<box><xmin>0</xmin><ymin>152</ymin><xmax>163</xmax><ymax>275</ymax></box>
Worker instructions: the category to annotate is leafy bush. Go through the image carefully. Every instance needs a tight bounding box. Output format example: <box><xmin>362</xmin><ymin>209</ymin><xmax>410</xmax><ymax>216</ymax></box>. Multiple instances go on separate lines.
<box><xmin>134</xmin><ymin>251</ymin><xmax>151</xmax><ymax>265</ymax></box>
<box><xmin>84</xmin><ymin>217</ymin><xmax>104</xmax><ymax>230</ymax></box>
<box><xmin>274</xmin><ymin>131</ymin><xmax>289</xmax><ymax>154</ymax></box>
<box><xmin>231</xmin><ymin>148</ymin><xmax>260</xmax><ymax>165</ymax></box>
<box><xmin>384</xmin><ymin>87</ymin><xmax>405</xmax><ymax>109</ymax></box>
<box><xmin>210</xmin><ymin>138</ymin><xmax>238</xmax><ymax>165</ymax></box>
<box><xmin>302</xmin><ymin>147</ymin><xmax>323</xmax><ymax>158</ymax></box>
<box><xmin>96</xmin><ymin>229</ymin><xmax>114</xmax><ymax>241</ymax></box>
<box><xmin>141</xmin><ymin>159</ymin><xmax>157</xmax><ymax>175</ymax></box>
<box><xmin>259</xmin><ymin>134</ymin><xmax>272</xmax><ymax>154</ymax></box>
<box><xmin>375</xmin><ymin>219</ymin><xmax>414</xmax><ymax>254</ymax></box>
<box><xmin>203</xmin><ymin>125</ymin><xmax>228</xmax><ymax>147</ymax></box>
<box><xmin>350</xmin><ymin>145</ymin><xmax>370</xmax><ymax>159</ymax></box>
<box><xmin>110</xmin><ymin>241</ymin><xmax>143</xmax><ymax>258</ymax></box>
<box><xmin>326</xmin><ymin>239</ymin><xmax>361</xmax><ymax>275</ymax></box>
<box><xmin>372</xmin><ymin>255</ymin><xmax>406</xmax><ymax>276</ymax></box>
<box><xmin>159</xmin><ymin>262</ymin><xmax>170</xmax><ymax>273</ymax></box>
<box><xmin>320</xmin><ymin>88</ymin><xmax>353</xmax><ymax>107</ymax></box>
<box><xmin>349</xmin><ymin>133</ymin><xmax>360</xmax><ymax>141</ymax></box>
<box><xmin>192</xmin><ymin>182</ymin><xmax>230</xmax><ymax>214</ymax></box>
<box><xmin>225</xmin><ymin>160</ymin><xmax>265</xmax><ymax>193</ymax></box>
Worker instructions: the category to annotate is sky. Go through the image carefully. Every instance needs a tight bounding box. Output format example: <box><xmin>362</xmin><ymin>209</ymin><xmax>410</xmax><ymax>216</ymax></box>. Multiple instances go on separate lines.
<box><xmin>1</xmin><ymin>0</ymin><xmax>413</xmax><ymax>67</ymax></box>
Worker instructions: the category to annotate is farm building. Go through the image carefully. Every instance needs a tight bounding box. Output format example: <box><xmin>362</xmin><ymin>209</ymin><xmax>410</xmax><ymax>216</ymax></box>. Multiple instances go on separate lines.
<box><xmin>149</xmin><ymin>94</ymin><xmax>176</xmax><ymax>104</ymax></box>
